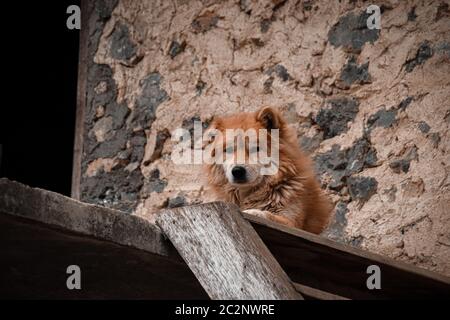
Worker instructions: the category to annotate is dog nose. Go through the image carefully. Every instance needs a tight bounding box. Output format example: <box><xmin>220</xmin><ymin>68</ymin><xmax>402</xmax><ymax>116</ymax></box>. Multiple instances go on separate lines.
<box><xmin>232</xmin><ymin>166</ymin><xmax>247</xmax><ymax>181</ymax></box>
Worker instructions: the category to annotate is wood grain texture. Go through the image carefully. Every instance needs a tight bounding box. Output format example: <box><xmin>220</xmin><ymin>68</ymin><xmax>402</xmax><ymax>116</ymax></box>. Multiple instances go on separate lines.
<box><xmin>71</xmin><ymin>0</ymin><xmax>90</xmax><ymax>200</ymax></box>
<box><xmin>244</xmin><ymin>212</ymin><xmax>450</xmax><ymax>299</ymax></box>
<box><xmin>2</xmin><ymin>177</ymin><xmax>448</xmax><ymax>299</ymax></box>
<box><xmin>0</xmin><ymin>213</ymin><xmax>208</xmax><ymax>299</ymax></box>
<box><xmin>293</xmin><ymin>283</ymin><xmax>348</xmax><ymax>300</ymax></box>
<box><xmin>156</xmin><ymin>202</ymin><xmax>303</xmax><ymax>300</ymax></box>
<box><xmin>0</xmin><ymin>178</ymin><xmax>171</xmax><ymax>257</ymax></box>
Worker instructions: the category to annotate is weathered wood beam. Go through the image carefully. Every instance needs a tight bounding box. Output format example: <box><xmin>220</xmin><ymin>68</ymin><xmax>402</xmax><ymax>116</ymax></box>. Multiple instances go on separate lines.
<box><xmin>244</xmin><ymin>212</ymin><xmax>450</xmax><ymax>299</ymax></box>
<box><xmin>156</xmin><ymin>202</ymin><xmax>303</xmax><ymax>300</ymax></box>
<box><xmin>71</xmin><ymin>0</ymin><xmax>90</xmax><ymax>200</ymax></box>
<box><xmin>293</xmin><ymin>283</ymin><xmax>348</xmax><ymax>300</ymax></box>
<box><xmin>2</xmin><ymin>178</ymin><xmax>448</xmax><ymax>299</ymax></box>
<box><xmin>0</xmin><ymin>212</ymin><xmax>208</xmax><ymax>299</ymax></box>
<box><xmin>0</xmin><ymin>178</ymin><xmax>170</xmax><ymax>257</ymax></box>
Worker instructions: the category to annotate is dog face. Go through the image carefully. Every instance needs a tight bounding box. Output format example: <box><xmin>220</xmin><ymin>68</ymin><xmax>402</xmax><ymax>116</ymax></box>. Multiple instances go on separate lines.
<box><xmin>221</xmin><ymin>133</ymin><xmax>264</xmax><ymax>186</ymax></box>
<box><xmin>205</xmin><ymin>107</ymin><xmax>284</xmax><ymax>188</ymax></box>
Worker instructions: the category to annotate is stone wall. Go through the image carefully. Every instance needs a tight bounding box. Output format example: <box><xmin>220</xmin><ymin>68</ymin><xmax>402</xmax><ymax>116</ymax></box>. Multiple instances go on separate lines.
<box><xmin>79</xmin><ymin>0</ymin><xmax>450</xmax><ymax>276</ymax></box>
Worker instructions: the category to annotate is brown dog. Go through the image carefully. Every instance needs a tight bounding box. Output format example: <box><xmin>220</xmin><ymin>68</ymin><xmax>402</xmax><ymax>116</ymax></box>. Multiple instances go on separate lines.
<box><xmin>203</xmin><ymin>107</ymin><xmax>333</xmax><ymax>234</ymax></box>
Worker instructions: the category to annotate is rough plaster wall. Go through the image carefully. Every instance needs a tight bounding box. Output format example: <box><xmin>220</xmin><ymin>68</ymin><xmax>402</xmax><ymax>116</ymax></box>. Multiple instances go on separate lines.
<box><xmin>80</xmin><ymin>0</ymin><xmax>450</xmax><ymax>276</ymax></box>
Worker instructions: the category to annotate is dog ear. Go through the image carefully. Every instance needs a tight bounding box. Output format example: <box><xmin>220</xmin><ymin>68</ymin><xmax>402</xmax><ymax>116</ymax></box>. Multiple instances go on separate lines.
<box><xmin>202</xmin><ymin>118</ymin><xmax>222</xmax><ymax>150</ymax></box>
<box><xmin>256</xmin><ymin>107</ymin><xmax>282</xmax><ymax>130</ymax></box>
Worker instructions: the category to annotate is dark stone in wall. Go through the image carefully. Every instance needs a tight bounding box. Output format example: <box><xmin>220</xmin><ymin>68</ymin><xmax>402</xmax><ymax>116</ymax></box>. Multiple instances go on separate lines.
<box><xmin>348</xmin><ymin>235</ymin><xmax>364</xmax><ymax>247</ymax></box>
<box><xmin>96</xmin><ymin>0</ymin><xmax>119</xmax><ymax>21</ymax></box>
<box><xmin>346</xmin><ymin>137</ymin><xmax>378</xmax><ymax>170</ymax></box>
<box><xmin>196</xmin><ymin>80</ymin><xmax>206</xmax><ymax>96</ymax></box>
<box><xmin>182</xmin><ymin>115</ymin><xmax>211</xmax><ymax>148</ymax></box>
<box><xmin>324</xmin><ymin>201</ymin><xmax>349</xmax><ymax>241</ymax></box>
<box><xmin>110</xmin><ymin>23</ymin><xmax>137</xmax><ymax>64</ymax></box>
<box><xmin>315</xmin><ymin>97</ymin><xmax>359</xmax><ymax>139</ymax></box>
<box><xmin>418</xmin><ymin>121</ymin><xmax>431</xmax><ymax>133</ymax></box>
<box><xmin>89</xmin><ymin>129</ymin><xmax>128</xmax><ymax>159</ymax></box>
<box><xmin>130</xmin><ymin>132</ymin><xmax>147</xmax><ymax>163</ymax></box>
<box><xmin>132</xmin><ymin>73</ymin><xmax>169</xmax><ymax>131</ymax></box>
<box><xmin>334</xmin><ymin>202</ymin><xmax>348</xmax><ymax>226</ymax></box>
<box><xmin>389</xmin><ymin>160</ymin><xmax>409</xmax><ymax>174</ymax></box>
<box><xmin>428</xmin><ymin>132</ymin><xmax>441</xmax><ymax>148</ymax></box>
<box><xmin>404</xmin><ymin>41</ymin><xmax>433</xmax><ymax>72</ymax></box>
<box><xmin>338</xmin><ymin>56</ymin><xmax>371</xmax><ymax>87</ymax></box>
<box><xmin>300</xmin><ymin>132</ymin><xmax>324</xmax><ymax>154</ymax></box>
<box><xmin>367</xmin><ymin>108</ymin><xmax>397</xmax><ymax>130</ymax></box>
<box><xmin>408</xmin><ymin>7</ymin><xmax>417</xmax><ymax>21</ymax></box>
<box><xmin>389</xmin><ymin>159</ymin><xmax>409</xmax><ymax>173</ymax></box>
<box><xmin>315</xmin><ymin>145</ymin><xmax>348</xmax><ymax>189</ymax></box>
<box><xmin>347</xmin><ymin>176</ymin><xmax>378</xmax><ymax>202</ymax></box>
<box><xmin>389</xmin><ymin>145</ymin><xmax>419</xmax><ymax>174</ymax></box>
<box><xmin>144</xmin><ymin>129</ymin><xmax>171</xmax><ymax>165</ymax></box>
<box><xmin>169</xmin><ymin>40</ymin><xmax>186</xmax><ymax>59</ymax></box>
<box><xmin>107</xmin><ymin>102</ymin><xmax>130</xmax><ymax>130</ymax></box>
<box><xmin>260</xmin><ymin>18</ymin><xmax>272</xmax><ymax>33</ymax></box>
<box><xmin>265</xmin><ymin>64</ymin><xmax>291</xmax><ymax>81</ymax></box>
<box><xmin>398</xmin><ymin>96</ymin><xmax>414</xmax><ymax>110</ymax></box>
<box><xmin>436</xmin><ymin>41</ymin><xmax>450</xmax><ymax>58</ymax></box>
<box><xmin>328</xmin><ymin>11</ymin><xmax>380</xmax><ymax>53</ymax></box>
<box><xmin>314</xmin><ymin>137</ymin><xmax>377</xmax><ymax>190</ymax></box>
<box><xmin>87</xmin><ymin>0</ymin><xmax>119</xmax><ymax>60</ymax></box>
<box><xmin>81</xmin><ymin>167</ymin><xmax>144</xmax><ymax>213</ymax></box>
<box><xmin>142</xmin><ymin>169</ymin><xmax>168</xmax><ymax>196</ymax></box>
<box><xmin>167</xmin><ymin>195</ymin><xmax>187</xmax><ymax>208</ymax></box>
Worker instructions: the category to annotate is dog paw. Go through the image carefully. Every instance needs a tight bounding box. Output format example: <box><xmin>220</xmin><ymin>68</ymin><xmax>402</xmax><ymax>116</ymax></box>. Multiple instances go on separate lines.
<box><xmin>243</xmin><ymin>209</ymin><xmax>270</xmax><ymax>219</ymax></box>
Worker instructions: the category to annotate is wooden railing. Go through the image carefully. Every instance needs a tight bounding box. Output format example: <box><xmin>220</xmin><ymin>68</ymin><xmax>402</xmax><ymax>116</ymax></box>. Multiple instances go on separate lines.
<box><xmin>1</xmin><ymin>178</ymin><xmax>449</xmax><ymax>299</ymax></box>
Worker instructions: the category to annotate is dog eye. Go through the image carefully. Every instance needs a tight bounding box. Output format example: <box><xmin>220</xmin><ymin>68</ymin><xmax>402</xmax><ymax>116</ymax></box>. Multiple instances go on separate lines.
<box><xmin>225</xmin><ymin>146</ymin><xmax>234</xmax><ymax>154</ymax></box>
<box><xmin>249</xmin><ymin>146</ymin><xmax>260</xmax><ymax>153</ymax></box>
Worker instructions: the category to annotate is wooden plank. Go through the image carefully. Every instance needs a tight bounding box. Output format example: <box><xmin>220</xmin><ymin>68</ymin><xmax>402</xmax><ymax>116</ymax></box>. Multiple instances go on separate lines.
<box><xmin>293</xmin><ymin>283</ymin><xmax>348</xmax><ymax>300</ymax></box>
<box><xmin>2</xmin><ymin>178</ymin><xmax>448</xmax><ymax>299</ymax></box>
<box><xmin>244</xmin><ymin>212</ymin><xmax>450</xmax><ymax>299</ymax></box>
<box><xmin>0</xmin><ymin>178</ymin><xmax>171</xmax><ymax>257</ymax></box>
<box><xmin>0</xmin><ymin>213</ymin><xmax>208</xmax><ymax>299</ymax></box>
<box><xmin>71</xmin><ymin>0</ymin><xmax>90</xmax><ymax>200</ymax></box>
<box><xmin>156</xmin><ymin>202</ymin><xmax>303</xmax><ymax>300</ymax></box>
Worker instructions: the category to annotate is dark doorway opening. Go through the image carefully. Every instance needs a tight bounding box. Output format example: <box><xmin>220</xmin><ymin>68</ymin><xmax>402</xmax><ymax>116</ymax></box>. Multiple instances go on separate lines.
<box><xmin>0</xmin><ymin>1</ymin><xmax>81</xmax><ymax>196</ymax></box>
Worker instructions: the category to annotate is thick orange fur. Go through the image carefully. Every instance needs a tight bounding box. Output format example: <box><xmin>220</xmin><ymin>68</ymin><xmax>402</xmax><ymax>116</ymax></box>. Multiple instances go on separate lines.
<box><xmin>204</xmin><ymin>107</ymin><xmax>333</xmax><ymax>234</ymax></box>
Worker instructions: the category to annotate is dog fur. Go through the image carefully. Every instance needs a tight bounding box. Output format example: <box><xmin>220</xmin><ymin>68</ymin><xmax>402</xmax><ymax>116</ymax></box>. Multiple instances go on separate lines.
<box><xmin>203</xmin><ymin>107</ymin><xmax>333</xmax><ymax>234</ymax></box>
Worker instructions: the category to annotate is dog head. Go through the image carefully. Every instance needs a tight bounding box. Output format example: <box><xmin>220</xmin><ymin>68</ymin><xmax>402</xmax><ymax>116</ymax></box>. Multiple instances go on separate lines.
<box><xmin>204</xmin><ymin>107</ymin><xmax>286</xmax><ymax>188</ymax></box>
